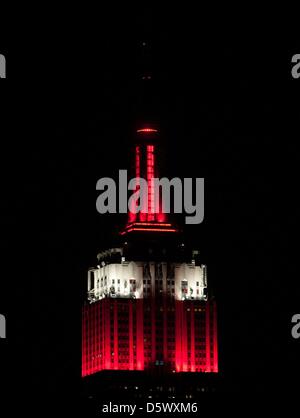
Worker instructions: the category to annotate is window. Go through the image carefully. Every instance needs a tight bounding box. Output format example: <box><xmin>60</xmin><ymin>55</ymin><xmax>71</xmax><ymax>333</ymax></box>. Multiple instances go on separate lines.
<box><xmin>90</xmin><ymin>271</ymin><xmax>95</xmax><ymax>289</ymax></box>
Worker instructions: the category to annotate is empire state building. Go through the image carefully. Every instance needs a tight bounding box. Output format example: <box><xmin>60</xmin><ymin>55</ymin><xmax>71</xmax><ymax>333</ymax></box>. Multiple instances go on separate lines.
<box><xmin>81</xmin><ymin>42</ymin><xmax>218</xmax><ymax>398</ymax></box>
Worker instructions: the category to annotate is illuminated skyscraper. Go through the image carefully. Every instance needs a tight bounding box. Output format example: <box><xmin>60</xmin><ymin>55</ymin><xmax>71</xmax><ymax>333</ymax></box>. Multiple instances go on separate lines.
<box><xmin>81</xmin><ymin>42</ymin><xmax>218</xmax><ymax>395</ymax></box>
<box><xmin>82</xmin><ymin>125</ymin><xmax>218</xmax><ymax>377</ymax></box>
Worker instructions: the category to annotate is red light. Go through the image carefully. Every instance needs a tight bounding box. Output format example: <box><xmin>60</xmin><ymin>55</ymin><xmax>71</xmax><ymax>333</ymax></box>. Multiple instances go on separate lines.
<box><xmin>121</xmin><ymin>126</ymin><xmax>174</xmax><ymax>233</ymax></box>
<box><xmin>120</xmin><ymin>227</ymin><xmax>177</xmax><ymax>235</ymax></box>
<box><xmin>137</xmin><ymin>128</ymin><xmax>158</xmax><ymax>133</ymax></box>
<box><xmin>82</xmin><ymin>299</ymin><xmax>218</xmax><ymax>377</ymax></box>
<box><xmin>157</xmin><ymin>213</ymin><xmax>166</xmax><ymax>222</ymax></box>
<box><xmin>147</xmin><ymin>145</ymin><xmax>155</xmax><ymax>221</ymax></box>
<box><xmin>126</xmin><ymin>222</ymin><xmax>172</xmax><ymax>227</ymax></box>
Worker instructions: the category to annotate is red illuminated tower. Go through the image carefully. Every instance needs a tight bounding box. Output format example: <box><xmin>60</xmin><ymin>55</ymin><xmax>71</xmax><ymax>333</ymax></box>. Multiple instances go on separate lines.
<box><xmin>120</xmin><ymin>126</ymin><xmax>178</xmax><ymax>234</ymax></box>
<box><xmin>82</xmin><ymin>42</ymin><xmax>218</xmax><ymax>396</ymax></box>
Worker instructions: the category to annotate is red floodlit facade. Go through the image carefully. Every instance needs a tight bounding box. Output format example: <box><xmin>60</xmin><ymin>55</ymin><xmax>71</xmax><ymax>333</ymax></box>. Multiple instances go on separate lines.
<box><xmin>82</xmin><ymin>126</ymin><xmax>218</xmax><ymax>377</ymax></box>
<box><xmin>82</xmin><ymin>296</ymin><xmax>218</xmax><ymax>377</ymax></box>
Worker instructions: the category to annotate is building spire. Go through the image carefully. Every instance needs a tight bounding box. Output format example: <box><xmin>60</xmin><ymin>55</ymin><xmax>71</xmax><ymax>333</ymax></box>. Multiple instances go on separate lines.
<box><xmin>140</xmin><ymin>40</ymin><xmax>152</xmax><ymax>81</ymax></box>
<box><xmin>134</xmin><ymin>39</ymin><xmax>158</xmax><ymax>131</ymax></box>
<box><xmin>119</xmin><ymin>46</ymin><xmax>179</xmax><ymax>236</ymax></box>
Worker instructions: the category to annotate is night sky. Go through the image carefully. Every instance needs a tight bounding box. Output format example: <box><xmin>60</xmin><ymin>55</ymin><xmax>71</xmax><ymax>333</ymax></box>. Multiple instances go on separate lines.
<box><xmin>1</xmin><ymin>7</ymin><xmax>299</xmax><ymax>409</ymax></box>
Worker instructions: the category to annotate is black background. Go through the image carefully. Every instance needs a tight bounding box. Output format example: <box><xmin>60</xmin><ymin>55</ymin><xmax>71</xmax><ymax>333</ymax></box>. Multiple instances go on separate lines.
<box><xmin>1</xmin><ymin>6</ymin><xmax>299</xmax><ymax>412</ymax></box>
